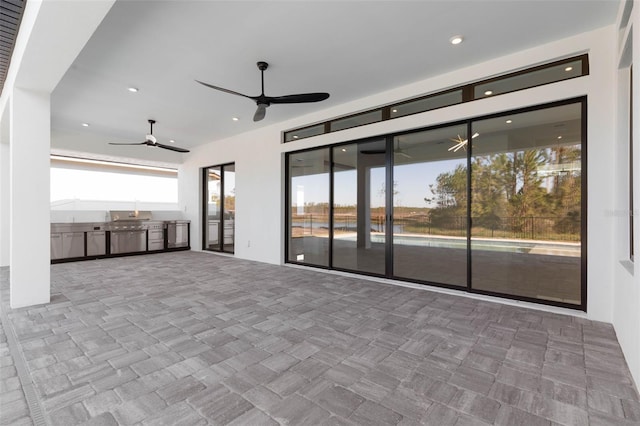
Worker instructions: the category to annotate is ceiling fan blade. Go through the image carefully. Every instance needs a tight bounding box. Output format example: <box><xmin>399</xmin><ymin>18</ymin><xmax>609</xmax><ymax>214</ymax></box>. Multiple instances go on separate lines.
<box><xmin>108</xmin><ymin>142</ymin><xmax>147</xmax><ymax>146</ymax></box>
<box><xmin>155</xmin><ymin>143</ymin><xmax>190</xmax><ymax>153</ymax></box>
<box><xmin>195</xmin><ymin>80</ymin><xmax>256</xmax><ymax>100</ymax></box>
<box><xmin>254</xmin><ymin>104</ymin><xmax>267</xmax><ymax>122</ymax></box>
<box><xmin>267</xmin><ymin>92</ymin><xmax>330</xmax><ymax>104</ymax></box>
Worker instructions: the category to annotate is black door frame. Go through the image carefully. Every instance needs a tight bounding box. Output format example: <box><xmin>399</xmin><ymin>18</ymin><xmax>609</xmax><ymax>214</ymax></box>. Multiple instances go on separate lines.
<box><xmin>202</xmin><ymin>162</ymin><xmax>235</xmax><ymax>254</ymax></box>
<box><xmin>285</xmin><ymin>96</ymin><xmax>587</xmax><ymax>311</ymax></box>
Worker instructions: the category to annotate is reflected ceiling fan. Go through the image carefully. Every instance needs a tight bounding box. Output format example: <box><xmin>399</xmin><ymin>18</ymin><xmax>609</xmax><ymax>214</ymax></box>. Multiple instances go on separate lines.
<box><xmin>448</xmin><ymin>132</ymin><xmax>479</xmax><ymax>152</ymax></box>
<box><xmin>108</xmin><ymin>119</ymin><xmax>189</xmax><ymax>153</ymax></box>
<box><xmin>196</xmin><ymin>61</ymin><xmax>330</xmax><ymax>122</ymax></box>
<box><xmin>360</xmin><ymin>140</ymin><xmax>412</xmax><ymax>158</ymax></box>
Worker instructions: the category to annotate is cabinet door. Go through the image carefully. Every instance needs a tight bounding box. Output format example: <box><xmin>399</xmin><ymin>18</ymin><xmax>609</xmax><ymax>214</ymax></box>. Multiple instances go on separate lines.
<box><xmin>51</xmin><ymin>234</ymin><xmax>63</xmax><ymax>259</ymax></box>
<box><xmin>208</xmin><ymin>221</ymin><xmax>219</xmax><ymax>245</ymax></box>
<box><xmin>87</xmin><ymin>232</ymin><xmax>106</xmax><ymax>256</ymax></box>
<box><xmin>62</xmin><ymin>232</ymin><xmax>85</xmax><ymax>258</ymax></box>
<box><xmin>176</xmin><ymin>224</ymin><xmax>188</xmax><ymax>245</ymax></box>
<box><xmin>223</xmin><ymin>221</ymin><xmax>233</xmax><ymax>244</ymax></box>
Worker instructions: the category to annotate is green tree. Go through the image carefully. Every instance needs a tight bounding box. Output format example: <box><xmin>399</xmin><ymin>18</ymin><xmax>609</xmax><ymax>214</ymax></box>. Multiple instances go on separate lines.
<box><xmin>427</xmin><ymin>146</ymin><xmax>581</xmax><ymax>240</ymax></box>
<box><xmin>509</xmin><ymin>150</ymin><xmax>550</xmax><ymax>218</ymax></box>
<box><xmin>425</xmin><ymin>164</ymin><xmax>467</xmax><ymax>229</ymax></box>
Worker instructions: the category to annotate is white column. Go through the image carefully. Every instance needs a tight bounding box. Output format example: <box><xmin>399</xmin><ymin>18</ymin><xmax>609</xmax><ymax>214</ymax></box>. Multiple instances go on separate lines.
<box><xmin>0</xmin><ymin>104</ymin><xmax>9</xmax><ymax>267</ymax></box>
<box><xmin>9</xmin><ymin>88</ymin><xmax>50</xmax><ymax>308</ymax></box>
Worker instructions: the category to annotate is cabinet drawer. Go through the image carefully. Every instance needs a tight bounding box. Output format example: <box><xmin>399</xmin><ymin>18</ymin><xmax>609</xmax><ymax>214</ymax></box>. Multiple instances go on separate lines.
<box><xmin>148</xmin><ymin>240</ymin><xmax>164</xmax><ymax>251</ymax></box>
<box><xmin>149</xmin><ymin>229</ymin><xmax>164</xmax><ymax>240</ymax></box>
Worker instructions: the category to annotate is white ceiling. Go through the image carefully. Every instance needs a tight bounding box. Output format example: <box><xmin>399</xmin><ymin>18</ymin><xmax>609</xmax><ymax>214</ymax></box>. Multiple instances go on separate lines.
<box><xmin>50</xmin><ymin>0</ymin><xmax>619</xmax><ymax>166</ymax></box>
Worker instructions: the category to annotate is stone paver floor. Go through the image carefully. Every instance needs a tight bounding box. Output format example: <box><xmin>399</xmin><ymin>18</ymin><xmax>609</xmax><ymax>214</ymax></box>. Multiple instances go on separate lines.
<box><xmin>0</xmin><ymin>251</ymin><xmax>639</xmax><ymax>425</ymax></box>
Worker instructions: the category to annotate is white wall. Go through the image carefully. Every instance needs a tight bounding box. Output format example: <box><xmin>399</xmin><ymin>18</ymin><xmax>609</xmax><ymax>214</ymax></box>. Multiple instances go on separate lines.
<box><xmin>180</xmin><ymin>125</ymin><xmax>284</xmax><ymax>263</ymax></box>
<box><xmin>182</xmin><ymin>23</ymin><xmax>621</xmax><ymax>335</ymax></box>
<box><xmin>612</xmin><ymin>1</ymin><xmax>640</xmax><ymax>393</ymax></box>
<box><xmin>0</xmin><ymin>140</ymin><xmax>9</xmax><ymax>267</ymax></box>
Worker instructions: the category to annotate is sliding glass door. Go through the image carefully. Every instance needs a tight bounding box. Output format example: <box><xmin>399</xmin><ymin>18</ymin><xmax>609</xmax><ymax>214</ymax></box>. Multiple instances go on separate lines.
<box><xmin>287</xmin><ymin>149</ymin><xmax>330</xmax><ymax>267</ymax></box>
<box><xmin>392</xmin><ymin>125</ymin><xmax>468</xmax><ymax>287</ymax></box>
<box><xmin>285</xmin><ymin>98</ymin><xmax>585</xmax><ymax>309</ymax></box>
<box><xmin>470</xmin><ymin>103</ymin><xmax>583</xmax><ymax>304</ymax></box>
<box><xmin>332</xmin><ymin>140</ymin><xmax>387</xmax><ymax>275</ymax></box>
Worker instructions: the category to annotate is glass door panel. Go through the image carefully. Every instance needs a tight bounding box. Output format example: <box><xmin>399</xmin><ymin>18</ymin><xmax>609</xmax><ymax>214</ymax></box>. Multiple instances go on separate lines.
<box><xmin>222</xmin><ymin>165</ymin><xmax>235</xmax><ymax>253</ymax></box>
<box><xmin>470</xmin><ymin>103</ymin><xmax>582</xmax><ymax>305</ymax></box>
<box><xmin>392</xmin><ymin>125</ymin><xmax>468</xmax><ymax>287</ymax></box>
<box><xmin>332</xmin><ymin>140</ymin><xmax>386</xmax><ymax>275</ymax></box>
<box><xmin>288</xmin><ymin>149</ymin><xmax>330</xmax><ymax>266</ymax></box>
<box><xmin>205</xmin><ymin>166</ymin><xmax>221</xmax><ymax>250</ymax></box>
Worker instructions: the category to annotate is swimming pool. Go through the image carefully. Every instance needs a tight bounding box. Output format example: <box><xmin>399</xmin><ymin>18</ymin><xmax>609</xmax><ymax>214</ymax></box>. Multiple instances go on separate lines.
<box><xmin>333</xmin><ymin>233</ymin><xmax>580</xmax><ymax>256</ymax></box>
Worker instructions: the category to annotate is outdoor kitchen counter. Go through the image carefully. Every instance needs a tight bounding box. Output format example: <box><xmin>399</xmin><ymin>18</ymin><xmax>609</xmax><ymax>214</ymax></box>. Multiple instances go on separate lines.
<box><xmin>50</xmin><ymin>220</ymin><xmax>190</xmax><ymax>263</ymax></box>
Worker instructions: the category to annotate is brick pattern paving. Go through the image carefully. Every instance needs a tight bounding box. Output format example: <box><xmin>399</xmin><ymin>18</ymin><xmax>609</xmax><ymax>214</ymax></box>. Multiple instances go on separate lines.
<box><xmin>0</xmin><ymin>251</ymin><xmax>639</xmax><ymax>425</ymax></box>
<box><xmin>0</xmin><ymin>315</ymin><xmax>33</xmax><ymax>425</ymax></box>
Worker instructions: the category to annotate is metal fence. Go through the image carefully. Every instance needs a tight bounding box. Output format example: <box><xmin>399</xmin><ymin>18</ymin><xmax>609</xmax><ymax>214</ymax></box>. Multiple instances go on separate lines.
<box><xmin>292</xmin><ymin>213</ymin><xmax>580</xmax><ymax>242</ymax></box>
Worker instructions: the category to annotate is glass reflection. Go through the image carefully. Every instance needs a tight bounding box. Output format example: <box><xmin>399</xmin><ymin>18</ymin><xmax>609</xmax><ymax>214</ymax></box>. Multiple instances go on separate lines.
<box><xmin>205</xmin><ymin>164</ymin><xmax>235</xmax><ymax>253</ymax></box>
<box><xmin>392</xmin><ymin>125</ymin><xmax>468</xmax><ymax>286</ymax></box>
<box><xmin>390</xmin><ymin>90</ymin><xmax>463</xmax><ymax>119</ymax></box>
<box><xmin>205</xmin><ymin>167</ymin><xmax>221</xmax><ymax>250</ymax></box>
<box><xmin>288</xmin><ymin>149</ymin><xmax>330</xmax><ymax>266</ymax></box>
<box><xmin>474</xmin><ymin>59</ymin><xmax>583</xmax><ymax>99</ymax></box>
<box><xmin>332</xmin><ymin>140</ymin><xmax>386</xmax><ymax>275</ymax></box>
<box><xmin>470</xmin><ymin>103</ymin><xmax>582</xmax><ymax>304</ymax></box>
<box><xmin>223</xmin><ymin>165</ymin><xmax>235</xmax><ymax>253</ymax></box>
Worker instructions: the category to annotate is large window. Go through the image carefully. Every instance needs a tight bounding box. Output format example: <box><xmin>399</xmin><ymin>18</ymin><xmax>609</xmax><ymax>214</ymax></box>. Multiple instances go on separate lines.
<box><xmin>284</xmin><ymin>55</ymin><xmax>588</xmax><ymax>143</ymax></box>
<box><xmin>286</xmin><ymin>98</ymin><xmax>586</xmax><ymax>310</ymax></box>
<box><xmin>203</xmin><ymin>163</ymin><xmax>235</xmax><ymax>253</ymax></box>
<box><xmin>50</xmin><ymin>156</ymin><xmax>178</xmax><ymax>204</ymax></box>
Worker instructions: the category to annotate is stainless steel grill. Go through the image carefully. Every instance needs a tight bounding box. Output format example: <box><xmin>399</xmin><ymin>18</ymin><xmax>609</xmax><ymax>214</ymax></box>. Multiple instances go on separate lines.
<box><xmin>107</xmin><ymin>211</ymin><xmax>152</xmax><ymax>254</ymax></box>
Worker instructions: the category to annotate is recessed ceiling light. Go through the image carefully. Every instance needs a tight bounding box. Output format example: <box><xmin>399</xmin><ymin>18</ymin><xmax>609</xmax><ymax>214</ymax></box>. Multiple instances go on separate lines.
<box><xmin>557</xmin><ymin>136</ymin><xmax>563</xmax><ymax>139</ymax></box>
<box><xmin>391</xmin><ymin>109</ymin><xmax>398</xmax><ymax>113</ymax></box>
<box><xmin>169</xmin><ymin>139</ymin><xmax>175</xmax><ymax>143</ymax></box>
<box><xmin>449</xmin><ymin>35</ymin><xmax>463</xmax><ymax>45</ymax></box>
<box><xmin>81</xmin><ymin>123</ymin><xmax>90</xmax><ymax>127</ymax></box>
<box><xmin>293</xmin><ymin>135</ymin><xmax>299</xmax><ymax>139</ymax></box>
<box><xmin>484</xmin><ymin>90</ymin><xmax>493</xmax><ymax>96</ymax></box>
<box><xmin>341</xmin><ymin>148</ymin><xmax>347</xmax><ymax>152</ymax></box>
<box><xmin>565</xmin><ymin>66</ymin><xmax>573</xmax><ymax>72</ymax></box>
<box><xmin>127</xmin><ymin>87</ymin><xmax>139</xmax><ymax>93</ymax></box>
<box><xmin>506</xmin><ymin>120</ymin><xmax>512</xmax><ymax>124</ymax></box>
<box><xmin>232</xmin><ymin>117</ymin><xmax>239</xmax><ymax>121</ymax></box>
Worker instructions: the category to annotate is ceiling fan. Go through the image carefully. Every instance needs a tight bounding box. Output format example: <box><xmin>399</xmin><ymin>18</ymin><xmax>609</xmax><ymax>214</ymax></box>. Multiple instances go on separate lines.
<box><xmin>360</xmin><ymin>140</ymin><xmax>412</xmax><ymax>158</ymax></box>
<box><xmin>196</xmin><ymin>61</ymin><xmax>330</xmax><ymax>122</ymax></box>
<box><xmin>108</xmin><ymin>119</ymin><xmax>189</xmax><ymax>153</ymax></box>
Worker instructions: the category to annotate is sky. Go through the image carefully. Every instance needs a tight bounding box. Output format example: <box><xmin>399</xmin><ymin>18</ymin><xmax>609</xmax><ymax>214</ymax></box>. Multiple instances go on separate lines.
<box><xmin>51</xmin><ymin>168</ymin><xmax>178</xmax><ymax>203</ymax></box>
<box><xmin>293</xmin><ymin>158</ymin><xmax>465</xmax><ymax>209</ymax></box>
